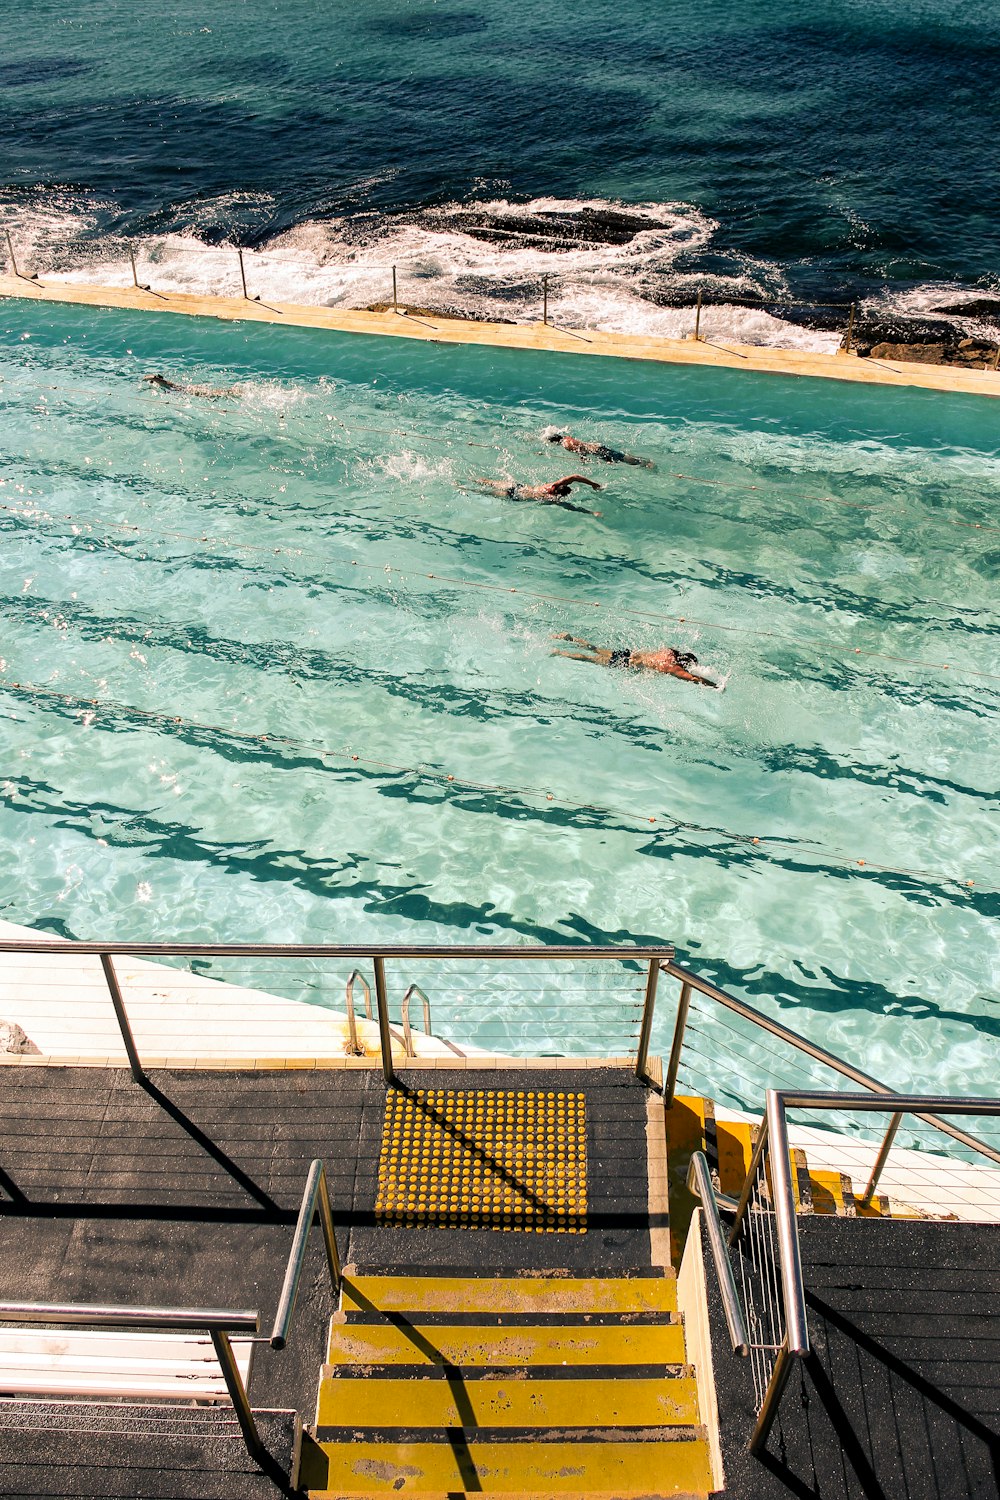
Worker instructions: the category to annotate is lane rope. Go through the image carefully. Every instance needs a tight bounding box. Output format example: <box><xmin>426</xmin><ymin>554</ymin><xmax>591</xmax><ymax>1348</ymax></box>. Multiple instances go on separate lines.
<box><xmin>0</xmin><ymin>676</ymin><xmax>986</xmax><ymax>893</ymax></box>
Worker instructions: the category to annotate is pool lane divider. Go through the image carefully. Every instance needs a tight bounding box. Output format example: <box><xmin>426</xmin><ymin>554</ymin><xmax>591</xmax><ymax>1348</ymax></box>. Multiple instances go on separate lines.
<box><xmin>2</xmin><ymin>273</ymin><xmax>999</xmax><ymax>401</ymax></box>
<box><xmin>11</xmin><ymin>377</ymin><xmax>1000</xmax><ymax>537</ymax></box>
<box><xmin>1</xmin><ymin>498</ymin><xmax>997</xmax><ymax>684</ymax></box>
<box><xmin>0</xmin><ymin>676</ymin><xmax>984</xmax><ymax>896</ymax></box>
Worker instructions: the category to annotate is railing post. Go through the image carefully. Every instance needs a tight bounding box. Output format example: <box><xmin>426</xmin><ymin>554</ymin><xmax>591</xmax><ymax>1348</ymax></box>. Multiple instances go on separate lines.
<box><xmin>99</xmin><ymin>952</ymin><xmax>145</xmax><ymax>1082</ymax></box>
<box><xmin>844</xmin><ymin>301</ymin><xmax>856</xmax><ymax>355</ymax></box>
<box><xmin>129</xmin><ymin>252</ymin><xmax>149</xmax><ymax>292</ymax></box>
<box><xmin>211</xmin><ymin>1328</ymin><xmax>269</xmax><ymax>1465</ymax></box>
<box><xmin>392</xmin><ymin>265</ymin><xmax>398</xmax><ymax>314</ymax></box>
<box><xmin>663</xmin><ymin>980</ymin><xmax>692</xmax><ymax>1104</ymax></box>
<box><xmin>238</xmin><ymin>248</ymin><xmax>249</xmax><ymax>299</ymax></box>
<box><xmin>542</xmin><ymin>274</ymin><xmax>549</xmax><ymax>325</ymax></box>
<box><xmin>634</xmin><ymin>958</ymin><xmax>659</xmax><ymax>1085</ymax></box>
<box><xmin>316</xmin><ymin>1162</ymin><xmax>342</xmax><ymax>1295</ymax></box>
<box><xmin>4</xmin><ymin>230</ymin><xmax>37</xmax><ymax>282</ymax></box>
<box><xmin>693</xmin><ymin>288</ymin><xmax>703</xmax><ymax>341</ymax></box>
<box><xmin>859</xmin><ymin>1110</ymin><xmax>902</xmax><ymax>1206</ymax></box>
<box><xmin>373</xmin><ymin>955</ymin><xmax>396</xmax><ymax>1086</ymax></box>
<box><xmin>764</xmin><ymin>1091</ymin><xmax>809</xmax><ymax>1354</ymax></box>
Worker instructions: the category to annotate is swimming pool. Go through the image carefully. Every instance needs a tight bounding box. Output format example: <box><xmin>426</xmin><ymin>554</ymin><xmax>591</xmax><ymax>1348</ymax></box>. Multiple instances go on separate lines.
<box><xmin>0</xmin><ymin>300</ymin><xmax>996</xmax><ymax>1101</ymax></box>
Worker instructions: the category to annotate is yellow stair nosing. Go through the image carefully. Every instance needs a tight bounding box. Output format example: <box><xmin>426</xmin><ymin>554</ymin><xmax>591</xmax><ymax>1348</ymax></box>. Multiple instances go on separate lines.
<box><xmin>342</xmin><ymin>1274</ymin><xmax>678</xmax><ymax>1316</ymax></box>
<box><xmin>308</xmin><ymin>1491</ymin><xmax>712</xmax><ymax>1499</ymax></box>
<box><xmin>315</xmin><ymin>1374</ymin><xmax>700</xmax><ymax>1429</ymax></box>
<box><xmin>325</xmin><ymin>1322</ymin><xmax>688</xmax><ymax>1368</ymax></box>
<box><xmin>314</xmin><ymin>1434</ymin><xmax>713</xmax><ymax>1494</ymax></box>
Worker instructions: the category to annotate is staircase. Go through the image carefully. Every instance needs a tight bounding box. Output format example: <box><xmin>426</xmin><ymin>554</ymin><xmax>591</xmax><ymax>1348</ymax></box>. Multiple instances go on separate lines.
<box><xmin>307</xmin><ymin>1269</ymin><xmax>713</xmax><ymax>1497</ymax></box>
<box><xmin>665</xmin><ymin>1095</ymin><xmax>922</xmax><ymax>1269</ymax></box>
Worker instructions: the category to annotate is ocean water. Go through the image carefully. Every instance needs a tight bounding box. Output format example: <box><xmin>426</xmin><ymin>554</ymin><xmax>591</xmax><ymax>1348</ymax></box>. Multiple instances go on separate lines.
<box><xmin>0</xmin><ymin>300</ymin><xmax>996</xmax><ymax>1106</ymax></box>
<box><xmin>2</xmin><ymin>0</ymin><xmax>1000</xmax><ymax>348</ymax></box>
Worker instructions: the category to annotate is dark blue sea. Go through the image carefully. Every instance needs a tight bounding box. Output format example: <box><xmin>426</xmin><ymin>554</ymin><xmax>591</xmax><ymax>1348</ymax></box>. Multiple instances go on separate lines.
<box><xmin>2</xmin><ymin>0</ymin><xmax>999</xmax><ymax>346</ymax></box>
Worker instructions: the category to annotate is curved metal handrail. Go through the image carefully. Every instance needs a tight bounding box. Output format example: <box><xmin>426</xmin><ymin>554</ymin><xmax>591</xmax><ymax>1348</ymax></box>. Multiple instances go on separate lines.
<box><xmin>344</xmin><ymin>969</ymin><xmax>372</xmax><ymax>1055</ymax></box>
<box><xmin>270</xmin><ymin>1159</ymin><xmax>341</xmax><ymax>1352</ymax></box>
<box><xmin>401</xmin><ymin>983</ymin><xmax>432</xmax><ymax>1058</ymax></box>
<box><xmin>686</xmin><ymin>1151</ymin><xmax>749</xmax><ymax>1356</ymax></box>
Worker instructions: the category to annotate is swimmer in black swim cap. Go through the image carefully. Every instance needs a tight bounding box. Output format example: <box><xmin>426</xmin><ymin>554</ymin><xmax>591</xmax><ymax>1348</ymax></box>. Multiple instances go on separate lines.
<box><xmin>543</xmin><ymin>429</ymin><xmax>655</xmax><ymax>469</ymax></box>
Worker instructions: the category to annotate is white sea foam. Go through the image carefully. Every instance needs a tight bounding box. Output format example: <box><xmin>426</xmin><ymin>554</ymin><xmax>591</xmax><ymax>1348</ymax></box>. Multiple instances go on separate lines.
<box><xmin>864</xmin><ymin>280</ymin><xmax>1000</xmax><ymax>341</ymax></box>
<box><xmin>2</xmin><ymin>190</ymin><xmax>856</xmax><ymax>353</ymax></box>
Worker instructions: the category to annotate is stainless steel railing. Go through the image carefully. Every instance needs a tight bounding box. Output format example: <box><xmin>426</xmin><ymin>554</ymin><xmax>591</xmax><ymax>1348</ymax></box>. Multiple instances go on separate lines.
<box><xmin>0</xmin><ymin>937</ymin><xmax>673</xmax><ymax>1085</ymax></box>
<box><xmin>0</xmin><ymin>1302</ymin><xmax>266</xmax><ymax>1463</ymax></box>
<box><xmin>270</xmin><ymin>1159</ymin><xmax>341</xmax><ymax>1350</ymax></box>
<box><xmin>658</xmin><ymin>960</ymin><xmax>1000</xmax><ymax>1168</ymax></box>
<box><xmin>726</xmin><ymin>1089</ymin><xmax>1000</xmax><ymax>1454</ymax></box>
<box><xmin>686</xmin><ymin>1150</ymin><xmax>748</xmax><ymax>1356</ymax></box>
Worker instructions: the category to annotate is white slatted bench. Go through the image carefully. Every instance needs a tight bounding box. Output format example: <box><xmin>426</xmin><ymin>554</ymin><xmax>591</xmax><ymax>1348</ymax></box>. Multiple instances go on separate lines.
<box><xmin>0</xmin><ymin>1327</ymin><xmax>254</xmax><ymax>1400</ymax></box>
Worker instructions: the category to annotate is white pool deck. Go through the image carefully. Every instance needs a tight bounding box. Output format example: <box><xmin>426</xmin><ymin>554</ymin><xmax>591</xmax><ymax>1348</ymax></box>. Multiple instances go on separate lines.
<box><xmin>0</xmin><ymin>920</ymin><xmax>996</xmax><ymax>1224</ymax></box>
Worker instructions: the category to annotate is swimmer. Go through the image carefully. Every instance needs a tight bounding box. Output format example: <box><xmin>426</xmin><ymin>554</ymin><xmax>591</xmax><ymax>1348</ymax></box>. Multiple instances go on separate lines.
<box><xmin>143</xmin><ymin>373</ymin><xmax>244</xmax><ymax>399</ymax></box>
<box><xmin>473</xmin><ymin>474</ymin><xmax>604</xmax><ymax>516</ymax></box>
<box><xmin>551</xmin><ymin>634</ymin><xmax>718</xmax><ymax>687</ymax></box>
<box><xmin>543</xmin><ymin>428</ymin><xmax>655</xmax><ymax>469</ymax></box>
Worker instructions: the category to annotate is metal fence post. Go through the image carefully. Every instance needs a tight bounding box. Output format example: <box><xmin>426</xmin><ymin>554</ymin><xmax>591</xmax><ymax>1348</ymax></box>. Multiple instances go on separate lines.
<box><xmin>693</xmin><ymin>289</ymin><xmax>703</xmax><ymax>341</ymax></box>
<box><xmin>392</xmin><ymin>266</ymin><xmax>398</xmax><ymax>314</ymax></box>
<box><xmin>237</xmin><ymin>248</ymin><xmax>259</xmax><ymax>302</ymax></box>
<box><xmin>634</xmin><ymin>958</ymin><xmax>659</xmax><ymax>1085</ymax></box>
<box><xmin>373</xmin><ymin>955</ymin><xmax>396</xmax><ymax>1086</ymax></box>
<box><xmin>859</xmin><ymin>1110</ymin><xmax>902</xmax><ymax>1205</ymax></box>
<box><xmin>663</xmin><ymin>981</ymin><xmax>692</xmax><ymax>1104</ymax></box>
<box><xmin>844</xmin><ymin>302</ymin><xmax>856</xmax><ymax>355</ymax></box>
<box><xmin>4</xmin><ymin>230</ymin><xmax>37</xmax><ymax>282</ymax></box>
<box><xmin>210</xmin><ymin>1329</ymin><xmax>269</xmax><ymax>1465</ymax></box>
<box><xmin>542</xmin><ymin>274</ymin><xmax>549</xmax><ymax>325</ymax></box>
<box><xmin>129</xmin><ymin>252</ymin><xmax>150</xmax><ymax>292</ymax></box>
<box><xmin>99</xmin><ymin>952</ymin><xmax>145</xmax><ymax>1082</ymax></box>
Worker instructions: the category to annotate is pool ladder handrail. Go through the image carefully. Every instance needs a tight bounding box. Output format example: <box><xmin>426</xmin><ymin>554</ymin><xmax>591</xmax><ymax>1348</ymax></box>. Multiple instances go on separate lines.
<box><xmin>344</xmin><ymin>969</ymin><xmax>372</xmax><ymax>1056</ymax></box>
<box><xmin>401</xmin><ymin>983</ymin><xmax>432</xmax><ymax>1058</ymax></box>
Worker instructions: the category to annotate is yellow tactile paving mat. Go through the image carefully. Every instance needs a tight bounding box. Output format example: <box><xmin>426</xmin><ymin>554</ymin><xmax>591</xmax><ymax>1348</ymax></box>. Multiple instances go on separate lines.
<box><xmin>376</xmin><ymin>1088</ymin><xmax>587</xmax><ymax>1232</ymax></box>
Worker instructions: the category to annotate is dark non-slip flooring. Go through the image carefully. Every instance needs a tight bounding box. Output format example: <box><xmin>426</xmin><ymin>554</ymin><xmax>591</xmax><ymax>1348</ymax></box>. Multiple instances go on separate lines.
<box><xmin>0</xmin><ymin>1064</ymin><xmax>655</xmax><ymax>1412</ymax></box>
<box><xmin>707</xmin><ymin>1215</ymin><xmax>1000</xmax><ymax>1500</ymax></box>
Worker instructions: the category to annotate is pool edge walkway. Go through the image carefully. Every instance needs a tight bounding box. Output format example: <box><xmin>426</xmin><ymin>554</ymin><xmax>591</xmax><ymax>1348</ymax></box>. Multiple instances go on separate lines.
<box><xmin>2</xmin><ymin>273</ymin><xmax>998</xmax><ymax>399</ymax></box>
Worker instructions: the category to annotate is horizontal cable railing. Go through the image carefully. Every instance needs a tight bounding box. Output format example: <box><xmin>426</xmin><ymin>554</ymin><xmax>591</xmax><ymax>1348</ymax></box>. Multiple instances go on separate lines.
<box><xmin>1</xmin><ymin>227</ymin><xmax>874</xmax><ymax>346</ymax></box>
<box><xmin>659</xmin><ymin>960</ymin><xmax>1000</xmax><ymax>1169</ymax></box>
<box><xmin>0</xmin><ymin>1301</ymin><xmax>267</xmax><ymax>1464</ymax></box>
<box><xmin>724</xmin><ymin>1090</ymin><xmax>1000</xmax><ymax>1455</ymax></box>
<box><xmin>0</xmin><ymin>937</ymin><xmax>672</xmax><ymax>1083</ymax></box>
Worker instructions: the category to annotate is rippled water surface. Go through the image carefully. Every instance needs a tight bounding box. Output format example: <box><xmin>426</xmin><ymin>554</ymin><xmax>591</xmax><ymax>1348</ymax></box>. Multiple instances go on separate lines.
<box><xmin>0</xmin><ymin>301</ymin><xmax>997</xmax><ymax>1097</ymax></box>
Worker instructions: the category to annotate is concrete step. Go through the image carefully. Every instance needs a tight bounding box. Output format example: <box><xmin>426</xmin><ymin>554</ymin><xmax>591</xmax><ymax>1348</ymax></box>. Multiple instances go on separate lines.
<box><xmin>327</xmin><ymin>1321</ymin><xmax>687</xmax><ymax>1368</ymax></box>
<box><xmin>342</xmin><ymin>1274</ymin><xmax>677</xmax><ymax>1318</ymax></box>
<box><xmin>316</xmin><ymin>1374</ymin><xmax>699</xmax><ymax>1430</ymax></box>
<box><xmin>314</xmin><ymin>1433</ymin><xmax>713</xmax><ymax>1494</ymax></box>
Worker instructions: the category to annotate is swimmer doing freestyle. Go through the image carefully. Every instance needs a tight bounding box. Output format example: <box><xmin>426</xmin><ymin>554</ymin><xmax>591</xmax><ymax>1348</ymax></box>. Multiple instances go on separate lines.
<box><xmin>473</xmin><ymin>475</ymin><xmax>604</xmax><ymax>516</ymax></box>
<box><xmin>551</xmin><ymin>634</ymin><xmax>718</xmax><ymax>687</ymax></box>
<box><xmin>544</xmin><ymin>428</ymin><xmax>655</xmax><ymax>469</ymax></box>
<box><xmin>143</xmin><ymin>374</ymin><xmax>244</xmax><ymax>399</ymax></box>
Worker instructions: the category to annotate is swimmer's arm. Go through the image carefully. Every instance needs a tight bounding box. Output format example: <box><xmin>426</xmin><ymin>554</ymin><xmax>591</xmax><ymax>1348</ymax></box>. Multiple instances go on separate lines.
<box><xmin>559</xmin><ymin>474</ymin><xmax>603</xmax><ymax>490</ymax></box>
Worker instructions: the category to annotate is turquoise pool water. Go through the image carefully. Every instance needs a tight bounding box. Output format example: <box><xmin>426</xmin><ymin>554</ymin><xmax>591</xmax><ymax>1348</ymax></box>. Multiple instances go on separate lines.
<box><xmin>0</xmin><ymin>301</ymin><xmax>996</xmax><ymax>1099</ymax></box>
